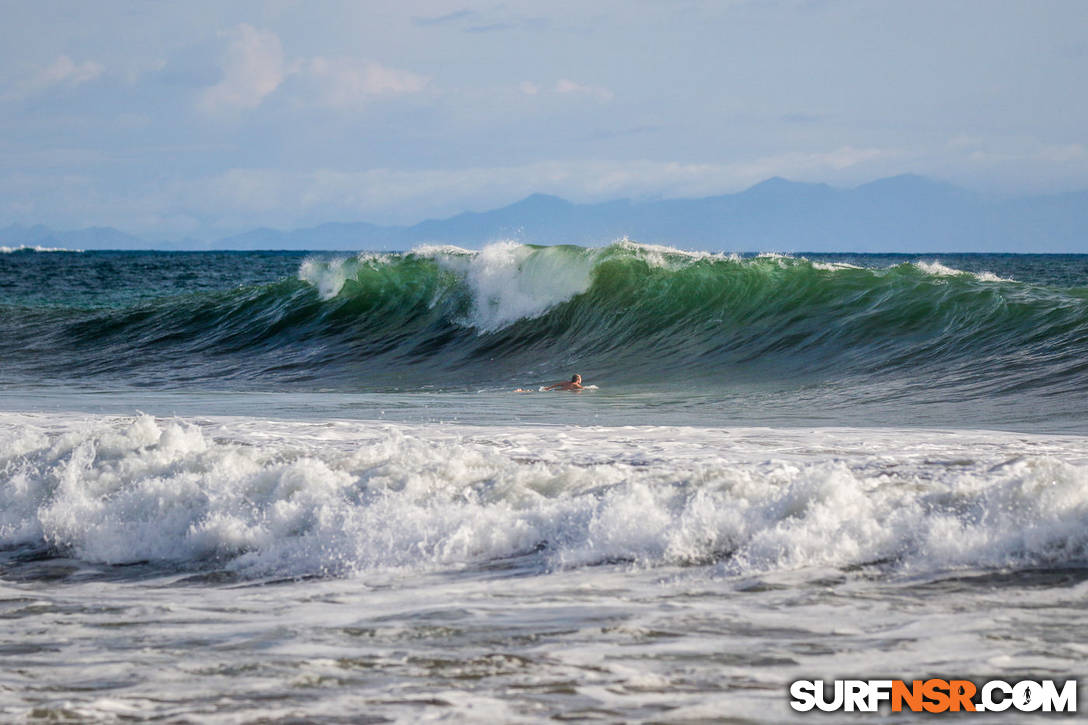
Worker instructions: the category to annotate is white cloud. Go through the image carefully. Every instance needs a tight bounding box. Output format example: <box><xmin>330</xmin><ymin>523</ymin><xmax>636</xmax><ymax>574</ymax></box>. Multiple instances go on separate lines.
<box><xmin>1037</xmin><ymin>143</ymin><xmax>1086</xmax><ymax>163</ymax></box>
<box><xmin>2</xmin><ymin>55</ymin><xmax>104</xmax><ymax>100</ymax></box>
<box><xmin>954</xmin><ymin>139</ymin><xmax>1087</xmax><ymax>166</ymax></box>
<box><xmin>296</xmin><ymin>57</ymin><xmax>429</xmax><ymax>109</ymax></box>
<box><xmin>123</xmin><ymin>58</ymin><xmax>167</xmax><ymax>86</ymax></box>
<box><xmin>947</xmin><ymin>134</ymin><xmax>984</xmax><ymax>150</ymax></box>
<box><xmin>197</xmin><ymin>25</ymin><xmax>427</xmax><ymax>114</ymax></box>
<box><xmin>187</xmin><ymin>149</ymin><xmax>896</xmax><ymax>229</ymax></box>
<box><xmin>37</xmin><ymin>55</ymin><xmax>104</xmax><ymax>87</ymax></box>
<box><xmin>198</xmin><ymin>24</ymin><xmax>285</xmax><ymax>114</ymax></box>
<box><xmin>726</xmin><ymin>147</ymin><xmax>896</xmax><ymax>182</ymax></box>
<box><xmin>554</xmin><ymin>78</ymin><xmax>613</xmax><ymax>102</ymax></box>
<box><xmin>514</xmin><ymin>78</ymin><xmax>614</xmax><ymax>102</ymax></box>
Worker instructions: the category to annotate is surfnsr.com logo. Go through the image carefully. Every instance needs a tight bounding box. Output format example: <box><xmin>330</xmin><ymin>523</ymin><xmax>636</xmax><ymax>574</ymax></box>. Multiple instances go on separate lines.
<box><xmin>789</xmin><ymin>679</ymin><xmax>1078</xmax><ymax>713</ymax></box>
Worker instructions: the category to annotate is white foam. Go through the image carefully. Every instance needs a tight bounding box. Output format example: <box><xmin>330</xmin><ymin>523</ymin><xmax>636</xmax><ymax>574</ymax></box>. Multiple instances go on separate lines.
<box><xmin>298</xmin><ymin>242</ymin><xmax>596</xmax><ymax>330</ymax></box>
<box><xmin>409</xmin><ymin>243</ymin><xmax>475</xmax><ymax>257</ymax></box>
<box><xmin>608</xmin><ymin>238</ymin><xmax>737</xmax><ymax>268</ymax></box>
<box><xmin>417</xmin><ymin>241</ymin><xmax>597</xmax><ymax>331</ymax></box>
<box><xmin>297</xmin><ymin>252</ymin><xmax>394</xmax><ymax>300</ymax></box>
<box><xmin>914</xmin><ymin>260</ymin><xmax>1013</xmax><ymax>282</ymax></box>
<box><xmin>4</xmin><ymin>413</ymin><xmax>1088</xmax><ymax>580</ymax></box>
<box><xmin>0</xmin><ymin>245</ymin><xmax>83</xmax><ymax>253</ymax></box>
<box><xmin>810</xmin><ymin>260</ymin><xmax>863</xmax><ymax>271</ymax></box>
<box><xmin>298</xmin><ymin>256</ymin><xmax>350</xmax><ymax>300</ymax></box>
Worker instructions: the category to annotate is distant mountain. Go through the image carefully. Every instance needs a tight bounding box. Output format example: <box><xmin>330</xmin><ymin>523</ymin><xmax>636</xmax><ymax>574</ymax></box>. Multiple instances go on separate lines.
<box><xmin>5</xmin><ymin>176</ymin><xmax>1088</xmax><ymax>252</ymax></box>
<box><xmin>0</xmin><ymin>224</ymin><xmax>145</xmax><ymax>251</ymax></box>
<box><xmin>211</xmin><ymin>221</ymin><xmax>385</xmax><ymax>250</ymax></box>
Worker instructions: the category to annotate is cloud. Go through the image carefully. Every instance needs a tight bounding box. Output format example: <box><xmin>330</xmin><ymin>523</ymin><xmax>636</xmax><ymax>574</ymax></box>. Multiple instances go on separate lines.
<box><xmin>554</xmin><ymin>78</ymin><xmax>614</xmax><ymax>102</ymax></box>
<box><xmin>781</xmin><ymin>112</ymin><xmax>822</xmax><ymax>125</ymax></box>
<box><xmin>412</xmin><ymin>10</ymin><xmax>476</xmax><ymax>27</ymax></box>
<box><xmin>728</xmin><ymin>147</ymin><xmax>893</xmax><ymax>179</ymax></box>
<box><xmin>2</xmin><ymin>55</ymin><xmax>104</xmax><ymax>100</ymax></box>
<box><xmin>516</xmin><ymin>78</ymin><xmax>614</xmax><ymax>101</ymax></box>
<box><xmin>465</xmin><ymin>23</ymin><xmax>518</xmax><ymax>33</ymax></box>
<box><xmin>186</xmin><ymin>149</ymin><xmax>897</xmax><ymax>229</ymax></box>
<box><xmin>950</xmin><ymin>138</ymin><xmax>1087</xmax><ymax>166</ymax></box>
<box><xmin>36</xmin><ymin>55</ymin><xmax>104</xmax><ymax>87</ymax></box>
<box><xmin>123</xmin><ymin>58</ymin><xmax>167</xmax><ymax>86</ymax></box>
<box><xmin>410</xmin><ymin>8</ymin><xmax>547</xmax><ymax>33</ymax></box>
<box><xmin>198</xmin><ymin>24</ymin><xmax>284</xmax><ymax>114</ymax></box>
<box><xmin>946</xmin><ymin>134</ymin><xmax>984</xmax><ymax>150</ymax></box>
<box><xmin>198</xmin><ymin>25</ymin><xmax>427</xmax><ymax>114</ymax></box>
<box><xmin>298</xmin><ymin>57</ymin><xmax>429</xmax><ymax>109</ymax></box>
<box><xmin>1037</xmin><ymin>144</ymin><xmax>1086</xmax><ymax>163</ymax></box>
<box><xmin>585</xmin><ymin>125</ymin><xmax>663</xmax><ymax>141</ymax></box>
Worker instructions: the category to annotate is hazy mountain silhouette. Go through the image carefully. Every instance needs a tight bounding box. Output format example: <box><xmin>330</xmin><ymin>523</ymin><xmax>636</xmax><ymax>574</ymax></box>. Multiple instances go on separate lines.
<box><xmin>4</xmin><ymin>175</ymin><xmax>1087</xmax><ymax>252</ymax></box>
<box><xmin>0</xmin><ymin>224</ymin><xmax>145</xmax><ymax>250</ymax></box>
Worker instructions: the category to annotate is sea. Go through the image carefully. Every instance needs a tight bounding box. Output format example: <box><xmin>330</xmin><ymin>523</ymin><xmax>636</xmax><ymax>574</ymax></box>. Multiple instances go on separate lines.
<box><xmin>1</xmin><ymin>241</ymin><xmax>1086</xmax><ymax>722</ymax></box>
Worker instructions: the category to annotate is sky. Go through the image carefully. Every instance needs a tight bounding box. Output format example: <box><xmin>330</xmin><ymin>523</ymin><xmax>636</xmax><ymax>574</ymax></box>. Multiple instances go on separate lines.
<box><xmin>1</xmin><ymin>0</ymin><xmax>1086</xmax><ymax>239</ymax></box>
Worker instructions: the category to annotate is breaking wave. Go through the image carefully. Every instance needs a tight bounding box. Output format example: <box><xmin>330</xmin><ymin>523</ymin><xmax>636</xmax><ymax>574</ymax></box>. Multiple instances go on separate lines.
<box><xmin>2</xmin><ymin>241</ymin><xmax>1088</xmax><ymax>395</ymax></box>
<box><xmin>0</xmin><ymin>245</ymin><xmax>83</xmax><ymax>253</ymax></box>
<box><xmin>3</xmin><ymin>414</ymin><xmax>1087</xmax><ymax>579</ymax></box>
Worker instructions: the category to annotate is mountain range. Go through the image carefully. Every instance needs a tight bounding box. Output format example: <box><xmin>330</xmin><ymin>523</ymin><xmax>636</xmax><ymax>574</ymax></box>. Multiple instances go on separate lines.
<box><xmin>3</xmin><ymin>175</ymin><xmax>1086</xmax><ymax>252</ymax></box>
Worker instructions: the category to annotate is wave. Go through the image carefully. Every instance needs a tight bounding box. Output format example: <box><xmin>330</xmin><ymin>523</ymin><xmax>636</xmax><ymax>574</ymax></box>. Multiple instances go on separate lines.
<box><xmin>298</xmin><ymin>241</ymin><xmax>599</xmax><ymax>331</ymax></box>
<box><xmin>0</xmin><ymin>244</ymin><xmax>84</xmax><ymax>253</ymax></box>
<box><xmin>3</xmin><ymin>413</ymin><xmax>1087</xmax><ymax>579</ymax></box>
<box><xmin>2</xmin><ymin>241</ymin><xmax>1088</xmax><ymax>395</ymax></box>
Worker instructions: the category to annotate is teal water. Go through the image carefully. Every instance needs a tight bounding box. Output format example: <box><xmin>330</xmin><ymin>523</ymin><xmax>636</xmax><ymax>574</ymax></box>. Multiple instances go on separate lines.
<box><xmin>2</xmin><ymin>244</ymin><xmax>1088</xmax><ymax>430</ymax></box>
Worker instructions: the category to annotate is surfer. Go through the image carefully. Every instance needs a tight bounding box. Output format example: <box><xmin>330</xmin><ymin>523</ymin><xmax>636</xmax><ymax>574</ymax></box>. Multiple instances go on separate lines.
<box><xmin>515</xmin><ymin>374</ymin><xmax>585</xmax><ymax>392</ymax></box>
<box><xmin>545</xmin><ymin>374</ymin><xmax>584</xmax><ymax>391</ymax></box>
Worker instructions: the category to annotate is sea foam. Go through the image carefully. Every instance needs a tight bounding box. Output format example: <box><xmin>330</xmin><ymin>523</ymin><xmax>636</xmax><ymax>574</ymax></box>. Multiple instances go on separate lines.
<box><xmin>415</xmin><ymin>241</ymin><xmax>597</xmax><ymax>331</ymax></box>
<box><xmin>4</xmin><ymin>413</ymin><xmax>1087</xmax><ymax>580</ymax></box>
<box><xmin>297</xmin><ymin>242</ymin><xmax>597</xmax><ymax>330</ymax></box>
<box><xmin>913</xmin><ymin>259</ymin><xmax>1013</xmax><ymax>282</ymax></box>
<box><xmin>0</xmin><ymin>245</ymin><xmax>83</xmax><ymax>253</ymax></box>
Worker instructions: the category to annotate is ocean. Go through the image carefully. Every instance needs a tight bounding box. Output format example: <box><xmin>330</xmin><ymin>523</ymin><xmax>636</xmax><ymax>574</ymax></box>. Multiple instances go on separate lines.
<box><xmin>1</xmin><ymin>242</ymin><xmax>1087</xmax><ymax>722</ymax></box>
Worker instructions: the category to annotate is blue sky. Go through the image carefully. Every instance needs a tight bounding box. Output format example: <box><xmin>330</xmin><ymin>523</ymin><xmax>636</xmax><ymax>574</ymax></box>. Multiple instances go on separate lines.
<box><xmin>2</xmin><ymin>0</ymin><xmax>1086</xmax><ymax>238</ymax></box>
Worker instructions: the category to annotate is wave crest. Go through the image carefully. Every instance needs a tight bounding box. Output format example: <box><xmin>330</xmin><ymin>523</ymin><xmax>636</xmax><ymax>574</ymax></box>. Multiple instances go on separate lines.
<box><xmin>0</xmin><ymin>245</ymin><xmax>84</xmax><ymax>253</ymax></box>
<box><xmin>4</xmin><ymin>241</ymin><xmax>1088</xmax><ymax>394</ymax></box>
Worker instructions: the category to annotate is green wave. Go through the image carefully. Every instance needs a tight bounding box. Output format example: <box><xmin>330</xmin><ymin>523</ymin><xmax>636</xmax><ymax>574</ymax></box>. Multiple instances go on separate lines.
<box><xmin>3</xmin><ymin>242</ymin><xmax>1088</xmax><ymax>394</ymax></box>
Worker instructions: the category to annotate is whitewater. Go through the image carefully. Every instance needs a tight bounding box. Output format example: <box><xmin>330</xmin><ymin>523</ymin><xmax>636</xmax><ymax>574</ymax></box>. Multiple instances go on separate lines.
<box><xmin>2</xmin><ymin>242</ymin><xmax>1087</xmax><ymax>721</ymax></box>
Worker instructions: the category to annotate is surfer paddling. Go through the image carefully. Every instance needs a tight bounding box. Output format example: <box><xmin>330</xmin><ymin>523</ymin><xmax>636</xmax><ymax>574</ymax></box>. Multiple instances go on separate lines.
<box><xmin>515</xmin><ymin>374</ymin><xmax>585</xmax><ymax>392</ymax></box>
<box><xmin>545</xmin><ymin>374</ymin><xmax>584</xmax><ymax>391</ymax></box>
